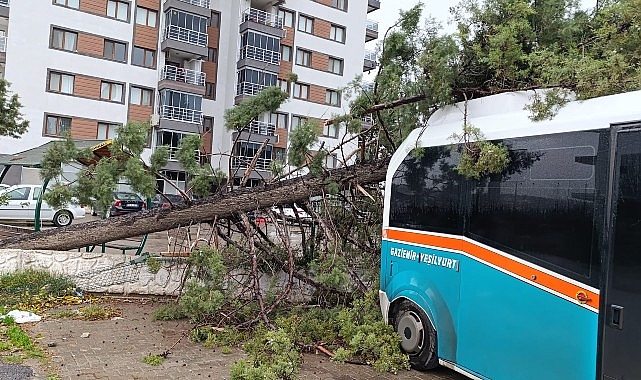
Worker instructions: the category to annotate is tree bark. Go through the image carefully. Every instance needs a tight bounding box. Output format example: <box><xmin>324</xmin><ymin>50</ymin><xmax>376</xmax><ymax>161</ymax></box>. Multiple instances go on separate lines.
<box><xmin>0</xmin><ymin>159</ymin><xmax>389</xmax><ymax>251</ymax></box>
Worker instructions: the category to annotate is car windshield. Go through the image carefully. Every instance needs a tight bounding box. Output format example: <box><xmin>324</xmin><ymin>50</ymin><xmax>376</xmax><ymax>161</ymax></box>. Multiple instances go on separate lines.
<box><xmin>114</xmin><ymin>192</ymin><xmax>142</xmax><ymax>201</ymax></box>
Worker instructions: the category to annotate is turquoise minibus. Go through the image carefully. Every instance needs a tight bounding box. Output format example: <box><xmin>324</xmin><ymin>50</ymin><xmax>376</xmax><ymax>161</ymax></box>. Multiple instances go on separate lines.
<box><xmin>380</xmin><ymin>90</ymin><xmax>641</xmax><ymax>380</ymax></box>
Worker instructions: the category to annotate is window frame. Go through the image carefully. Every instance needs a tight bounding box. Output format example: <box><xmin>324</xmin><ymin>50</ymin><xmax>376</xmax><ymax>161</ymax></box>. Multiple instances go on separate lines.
<box><xmin>329</xmin><ymin>24</ymin><xmax>346</xmax><ymax>43</ymax></box>
<box><xmin>207</xmin><ymin>47</ymin><xmax>218</xmax><ymax>62</ymax></box>
<box><xmin>132</xmin><ymin>46</ymin><xmax>155</xmax><ymax>68</ymax></box>
<box><xmin>298</xmin><ymin>14</ymin><xmax>314</xmax><ymax>34</ymax></box>
<box><xmin>100</xmin><ymin>81</ymin><xmax>124</xmax><ymax>102</ymax></box>
<box><xmin>281</xmin><ymin>45</ymin><xmax>292</xmax><ymax>62</ymax></box>
<box><xmin>97</xmin><ymin>122</ymin><xmax>120</xmax><ymax>140</ymax></box>
<box><xmin>51</xmin><ymin>28</ymin><xmax>78</xmax><ymax>52</ymax></box>
<box><xmin>48</xmin><ymin>71</ymin><xmax>75</xmax><ymax>95</ymax></box>
<box><xmin>44</xmin><ymin>115</ymin><xmax>72</xmax><ymax>137</ymax></box>
<box><xmin>295</xmin><ymin>48</ymin><xmax>311</xmax><ymax>67</ymax></box>
<box><xmin>107</xmin><ymin>0</ymin><xmax>130</xmax><ymax>21</ymax></box>
<box><xmin>278</xmin><ymin>9</ymin><xmax>294</xmax><ymax>28</ymax></box>
<box><xmin>291</xmin><ymin>115</ymin><xmax>308</xmax><ymax>131</ymax></box>
<box><xmin>209</xmin><ymin>11</ymin><xmax>221</xmax><ymax>28</ymax></box>
<box><xmin>103</xmin><ymin>39</ymin><xmax>127</xmax><ymax>63</ymax></box>
<box><xmin>53</xmin><ymin>0</ymin><xmax>79</xmax><ymax>9</ymax></box>
<box><xmin>130</xmin><ymin>86</ymin><xmax>153</xmax><ymax>106</ymax></box>
<box><xmin>293</xmin><ymin>83</ymin><xmax>310</xmax><ymax>100</ymax></box>
<box><xmin>325</xmin><ymin>89</ymin><xmax>341</xmax><ymax>107</ymax></box>
<box><xmin>331</xmin><ymin>0</ymin><xmax>347</xmax><ymax>11</ymax></box>
<box><xmin>322</xmin><ymin>121</ymin><xmax>339</xmax><ymax>137</ymax></box>
<box><xmin>135</xmin><ymin>6</ymin><xmax>157</xmax><ymax>27</ymax></box>
<box><xmin>205</xmin><ymin>82</ymin><xmax>216</xmax><ymax>100</ymax></box>
<box><xmin>328</xmin><ymin>57</ymin><xmax>343</xmax><ymax>75</ymax></box>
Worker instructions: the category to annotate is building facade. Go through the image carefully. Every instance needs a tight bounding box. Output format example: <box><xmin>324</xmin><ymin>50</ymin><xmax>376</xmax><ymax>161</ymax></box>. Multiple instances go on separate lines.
<box><xmin>0</xmin><ymin>0</ymin><xmax>379</xmax><ymax>192</ymax></box>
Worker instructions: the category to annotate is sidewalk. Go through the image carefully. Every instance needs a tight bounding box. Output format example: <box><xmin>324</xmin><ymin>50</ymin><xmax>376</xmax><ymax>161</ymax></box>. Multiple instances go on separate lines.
<box><xmin>27</xmin><ymin>299</ymin><xmax>467</xmax><ymax>380</ymax></box>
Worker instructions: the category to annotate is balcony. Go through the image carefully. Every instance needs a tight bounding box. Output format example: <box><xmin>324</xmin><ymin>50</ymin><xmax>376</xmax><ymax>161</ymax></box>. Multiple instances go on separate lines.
<box><xmin>365</xmin><ymin>20</ymin><xmax>378</xmax><ymax>42</ymax></box>
<box><xmin>363</xmin><ymin>50</ymin><xmax>377</xmax><ymax>72</ymax></box>
<box><xmin>231</xmin><ymin>156</ymin><xmax>272</xmax><ymax>171</ymax></box>
<box><xmin>159</xmin><ymin>105</ymin><xmax>202</xmax><ymax>124</ymax></box>
<box><xmin>176</xmin><ymin>0</ymin><xmax>209</xmax><ymax>8</ymax></box>
<box><xmin>236</xmin><ymin>82</ymin><xmax>267</xmax><ymax>97</ymax></box>
<box><xmin>248</xmin><ymin>120</ymin><xmax>276</xmax><ymax>136</ymax></box>
<box><xmin>0</xmin><ymin>0</ymin><xmax>8</xmax><ymax>6</ymax></box>
<box><xmin>240</xmin><ymin>45</ymin><xmax>280</xmax><ymax>65</ymax></box>
<box><xmin>161</xmin><ymin>24</ymin><xmax>208</xmax><ymax>59</ymax></box>
<box><xmin>240</xmin><ymin>8</ymin><xmax>285</xmax><ymax>38</ymax></box>
<box><xmin>161</xmin><ymin>65</ymin><xmax>205</xmax><ymax>86</ymax></box>
<box><xmin>367</xmin><ymin>0</ymin><xmax>380</xmax><ymax>13</ymax></box>
<box><xmin>164</xmin><ymin>25</ymin><xmax>207</xmax><ymax>47</ymax></box>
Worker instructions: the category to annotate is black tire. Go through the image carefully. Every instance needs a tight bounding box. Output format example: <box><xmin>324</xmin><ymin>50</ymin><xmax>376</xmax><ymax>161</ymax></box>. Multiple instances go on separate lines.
<box><xmin>392</xmin><ymin>299</ymin><xmax>438</xmax><ymax>370</ymax></box>
<box><xmin>53</xmin><ymin>210</ymin><xmax>73</xmax><ymax>227</ymax></box>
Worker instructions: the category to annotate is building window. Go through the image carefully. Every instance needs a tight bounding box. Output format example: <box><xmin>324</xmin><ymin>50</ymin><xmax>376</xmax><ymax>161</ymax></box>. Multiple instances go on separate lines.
<box><xmin>328</xmin><ymin>57</ymin><xmax>343</xmax><ymax>75</ymax></box>
<box><xmin>278</xmin><ymin>79</ymin><xmax>289</xmax><ymax>94</ymax></box>
<box><xmin>209</xmin><ymin>11</ymin><xmax>220</xmax><ymax>28</ymax></box>
<box><xmin>54</xmin><ymin>0</ymin><xmax>79</xmax><ymax>9</ymax></box>
<box><xmin>325</xmin><ymin>153</ymin><xmax>338</xmax><ymax>168</ymax></box>
<box><xmin>208</xmin><ymin>47</ymin><xmax>218</xmax><ymax>62</ymax></box>
<box><xmin>326</xmin><ymin>89</ymin><xmax>341</xmax><ymax>106</ymax></box>
<box><xmin>236</xmin><ymin>68</ymin><xmax>278</xmax><ymax>96</ymax></box>
<box><xmin>240</xmin><ymin>31</ymin><xmax>281</xmax><ymax>65</ymax></box>
<box><xmin>166</xmin><ymin>10</ymin><xmax>208</xmax><ymax>46</ymax></box>
<box><xmin>203</xmin><ymin>116</ymin><xmax>214</xmax><ymax>132</ymax></box>
<box><xmin>51</xmin><ymin>28</ymin><xmax>77</xmax><ymax>51</ymax></box>
<box><xmin>107</xmin><ymin>0</ymin><xmax>129</xmax><ymax>21</ymax></box>
<box><xmin>205</xmin><ymin>82</ymin><xmax>216</xmax><ymax>100</ymax></box>
<box><xmin>45</xmin><ymin>115</ymin><xmax>71</xmax><ymax>137</ymax></box>
<box><xmin>295</xmin><ymin>49</ymin><xmax>311</xmax><ymax>67</ymax></box>
<box><xmin>291</xmin><ymin>115</ymin><xmax>308</xmax><ymax>131</ymax></box>
<box><xmin>159</xmin><ymin>90</ymin><xmax>203</xmax><ymax>123</ymax></box>
<box><xmin>293</xmin><ymin>83</ymin><xmax>309</xmax><ymax>100</ymax></box>
<box><xmin>97</xmin><ymin>122</ymin><xmax>119</xmax><ymax>140</ymax></box>
<box><xmin>298</xmin><ymin>15</ymin><xmax>313</xmax><ymax>33</ymax></box>
<box><xmin>270</xmin><ymin>112</ymin><xmax>288</xmax><ymax>130</ymax></box>
<box><xmin>323</xmin><ymin>122</ymin><xmax>339</xmax><ymax>138</ymax></box>
<box><xmin>281</xmin><ymin>45</ymin><xmax>292</xmax><ymax>62</ymax></box>
<box><xmin>278</xmin><ymin>9</ymin><xmax>294</xmax><ymax>28</ymax></box>
<box><xmin>100</xmin><ymin>81</ymin><xmax>124</xmax><ymax>102</ymax></box>
<box><xmin>332</xmin><ymin>0</ymin><xmax>347</xmax><ymax>11</ymax></box>
<box><xmin>330</xmin><ymin>25</ymin><xmax>346</xmax><ymax>43</ymax></box>
<box><xmin>130</xmin><ymin>86</ymin><xmax>152</xmax><ymax>106</ymax></box>
<box><xmin>48</xmin><ymin>72</ymin><xmax>75</xmax><ymax>94</ymax></box>
<box><xmin>135</xmin><ymin>7</ymin><xmax>157</xmax><ymax>27</ymax></box>
<box><xmin>158</xmin><ymin>131</ymin><xmax>191</xmax><ymax>159</ymax></box>
<box><xmin>132</xmin><ymin>46</ymin><xmax>155</xmax><ymax>68</ymax></box>
<box><xmin>104</xmin><ymin>40</ymin><xmax>127</xmax><ymax>62</ymax></box>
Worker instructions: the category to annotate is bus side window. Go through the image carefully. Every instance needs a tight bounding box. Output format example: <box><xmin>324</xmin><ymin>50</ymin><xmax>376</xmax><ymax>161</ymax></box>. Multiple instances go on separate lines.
<box><xmin>468</xmin><ymin>130</ymin><xmax>607</xmax><ymax>286</ymax></box>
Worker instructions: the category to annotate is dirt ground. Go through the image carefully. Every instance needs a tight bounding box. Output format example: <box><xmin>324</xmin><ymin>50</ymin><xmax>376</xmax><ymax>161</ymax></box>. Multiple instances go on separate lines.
<box><xmin>19</xmin><ymin>298</ymin><xmax>467</xmax><ymax>380</ymax></box>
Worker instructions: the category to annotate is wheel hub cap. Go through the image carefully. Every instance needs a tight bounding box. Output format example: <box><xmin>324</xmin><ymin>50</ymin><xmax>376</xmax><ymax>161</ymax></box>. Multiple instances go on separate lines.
<box><xmin>398</xmin><ymin>311</ymin><xmax>424</xmax><ymax>354</ymax></box>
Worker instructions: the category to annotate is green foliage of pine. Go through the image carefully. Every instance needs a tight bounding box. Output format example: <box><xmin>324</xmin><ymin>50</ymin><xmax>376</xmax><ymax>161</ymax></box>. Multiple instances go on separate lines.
<box><xmin>287</xmin><ymin>122</ymin><xmax>319</xmax><ymax>168</ymax></box>
<box><xmin>0</xmin><ymin>79</ymin><xmax>29</xmax><ymax>138</ymax></box>
<box><xmin>231</xmin><ymin>329</ymin><xmax>300</xmax><ymax>380</ymax></box>
<box><xmin>225</xmin><ymin>87</ymin><xmax>289</xmax><ymax>131</ymax></box>
<box><xmin>176</xmin><ymin>134</ymin><xmax>202</xmax><ymax>174</ymax></box>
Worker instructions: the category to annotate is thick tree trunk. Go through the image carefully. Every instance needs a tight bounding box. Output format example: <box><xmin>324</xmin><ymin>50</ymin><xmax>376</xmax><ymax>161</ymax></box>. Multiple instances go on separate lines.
<box><xmin>0</xmin><ymin>160</ymin><xmax>389</xmax><ymax>251</ymax></box>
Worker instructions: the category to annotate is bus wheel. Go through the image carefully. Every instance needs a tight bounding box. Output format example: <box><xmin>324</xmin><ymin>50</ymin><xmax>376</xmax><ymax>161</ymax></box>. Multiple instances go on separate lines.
<box><xmin>393</xmin><ymin>300</ymin><xmax>438</xmax><ymax>370</ymax></box>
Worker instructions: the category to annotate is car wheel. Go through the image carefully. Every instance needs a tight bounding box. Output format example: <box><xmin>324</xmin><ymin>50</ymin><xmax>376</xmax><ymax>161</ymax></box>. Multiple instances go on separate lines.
<box><xmin>392</xmin><ymin>299</ymin><xmax>438</xmax><ymax>370</ymax></box>
<box><xmin>53</xmin><ymin>210</ymin><xmax>73</xmax><ymax>227</ymax></box>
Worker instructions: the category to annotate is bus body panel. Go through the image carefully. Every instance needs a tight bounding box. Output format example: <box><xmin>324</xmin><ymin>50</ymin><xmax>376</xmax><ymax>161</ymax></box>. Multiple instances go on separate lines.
<box><xmin>382</xmin><ymin>239</ymin><xmax>461</xmax><ymax>362</ymax></box>
<box><xmin>457</xmin><ymin>255</ymin><xmax>598</xmax><ymax>380</ymax></box>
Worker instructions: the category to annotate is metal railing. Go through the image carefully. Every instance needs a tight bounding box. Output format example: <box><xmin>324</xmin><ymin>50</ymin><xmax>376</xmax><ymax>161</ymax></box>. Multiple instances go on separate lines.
<box><xmin>241</xmin><ymin>8</ymin><xmax>283</xmax><ymax>29</ymax></box>
<box><xmin>0</xmin><ymin>36</ymin><xmax>6</xmax><ymax>53</ymax></box>
<box><xmin>160</xmin><ymin>65</ymin><xmax>206</xmax><ymax>86</ymax></box>
<box><xmin>159</xmin><ymin>105</ymin><xmax>202</xmax><ymax>124</ymax></box>
<box><xmin>236</xmin><ymin>82</ymin><xmax>268</xmax><ymax>97</ymax></box>
<box><xmin>364</xmin><ymin>50</ymin><xmax>377</xmax><ymax>62</ymax></box>
<box><xmin>176</xmin><ymin>0</ymin><xmax>209</xmax><ymax>8</ymax></box>
<box><xmin>246</xmin><ymin>120</ymin><xmax>276</xmax><ymax>136</ymax></box>
<box><xmin>231</xmin><ymin>156</ymin><xmax>272</xmax><ymax>171</ymax></box>
<box><xmin>0</xmin><ymin>0</ymin><xmax>8</xmax><ymax>7</ymax></box>
<box><xmin>240</xmin><ymin>45</ymin><xmax>280</xmax><ymax>65</ymax></box>
<box><xmin>164</xmin><ymin>25</ymin><xmax>207</xmax><ymax>47</ymax></box>
<box><xmin>366</xmin><ymin>19</ymin><xmax>378</xmax><ymax>33</ymax></box>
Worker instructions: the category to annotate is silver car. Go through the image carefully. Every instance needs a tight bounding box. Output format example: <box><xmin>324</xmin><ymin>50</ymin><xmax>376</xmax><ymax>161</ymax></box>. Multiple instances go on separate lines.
<box><xmin>0</xmin><ymin>184</ymin><xmax>85</xmax><ymax>227</ymax></box>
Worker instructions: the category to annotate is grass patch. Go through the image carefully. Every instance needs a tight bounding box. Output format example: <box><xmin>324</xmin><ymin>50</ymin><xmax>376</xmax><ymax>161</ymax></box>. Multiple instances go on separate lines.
<box><xmin>49</xmin><ymin>309</ymin><xmax>79</xmax><ymax>319</ymax></box>
<box><xmin>152</xmin><ymin>302</ymin><xmax>186</xmax><ymax>321</ymax></box>
<box><xmin>141</xmin><ymin>354</ymin><xmax>164</xmax><ymax>366</ymax></box>
<box><xmin>221</xmin><ymin>346</ymin><xmax>232</xmax><ymax>355</ymax></box>
<box><xmin>78</xmin><ymin>305</ymin><xmax>120</xmax><ymax>320</ymax></box>
<box><xmin>0</xmin><ymin>269</ymin><xmax>78</xmax><ymax>313</ymax></box>
<box><xmin>2</xmin><ymin>354</ymin><xmax>23</xmax><ymax>363</ymax></box>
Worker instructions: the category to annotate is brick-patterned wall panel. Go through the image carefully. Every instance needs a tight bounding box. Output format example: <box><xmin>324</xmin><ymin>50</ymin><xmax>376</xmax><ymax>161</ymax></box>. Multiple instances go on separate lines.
<box><xmin>279</xmin><ymin>60</ymin><xmax>292</xmax><ymax>76</ymax></box>
<box><xmin>282</xmin><ymin>26</ymin><xmax>294</xmax><ymax>45</ymax></box>
<box><xmin>137</xmin><ymin>0</ymin><xmax>160</xmax><ymax>10</ymax></box>
<box><xmin>208</xmin><ymin>28</ymin><xmax>219</xmax><ymax>46</ymax></box>
<box><xmin>313</xmin><ymin>0</ymin><xmax>333</xmax><ymax>6</ymax></box>
<box><xmin>314</xmin><ymin>19</ymin><xmax>331</xmax><ymax>39</ymax></box>
<box><xmin>134</xmin><ymin>25</ymin><xmax>158</xmax><ymax>51</ymax></box>
<box><xmin>128</xmin><ymin>104</ymin><xmax>153</xmax><ymax>122</ymax></box>
<box><xmin>309</xmin><ymin>84</ymin><xmax>327</xmax><ymax>104</ymax></box>
<box><xmin>274</xmin><ymin>128</ymin><xmax>288</xmax><ymax>149</ymax></box>
<box><xmin>311</xmin><ymin>52</ymin><xmax>329</xmax><ymax>71</ymax></box>
<box><xmin>80</xmin><ymin>0</ymin><xmax>107</xmax><ymax>17</ymax></box>
<box><xmin>71</xmin><ymin>118</ymin><xmax>98</xmax><ymax>139</ymax></box>
<box><xmin>77</xmin><ymin>33</ymin><xmax>104</xmax><ymax>57</ymax></box>
<box><xmin>202</xmin><ymin>62</ymin><xmax>217</xmax><ymax>83</ymax></box>
<box><xmin>201</xmin><ymin>131</ymin><xmax>213</xmax><ymax>155</ymax></box>
<box><xmin>74</xmin><ymin>75</ymin><xmax>101</xmax><ymax>99</ymax></box>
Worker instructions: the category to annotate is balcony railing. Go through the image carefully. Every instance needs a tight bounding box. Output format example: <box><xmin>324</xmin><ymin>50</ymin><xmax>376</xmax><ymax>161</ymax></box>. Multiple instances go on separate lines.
<box><xmin>0</xmin><ymin>0</ymin><xmax>8</xmax><ymax>7</ymax></box>
<box><xmin>236</xmin><ymin>82</ymin><xmax>268</xmax><ymax>97</ymax></box>
<box><xmin>232</xmin><ymin>156</ymin><xmax>272</xmax><ymax>171</ymax></box>
<box><xmin>159</xmin><ymin>105</ymin><xmax>202</xmax><ymax>124</ymax></box>
<box><xmin>164</xmin><ymin>25</ymin><xmax>207</xmax><ymax>47</ymax></box>
<box><xmin>176</xmin><ymin>0</ymin><xmax>209</xmax><ymax>8</ymax></box>
<box><xmin>246</xmin><ymin>120</ymin><xmax>276</xmax><ymax>136</ymax></box>
<box><xmin>241</xmin><ymin>8</ymin><xmax>283</xmax><ymax>29</ymax></box>
<box><xmin>161</xmin><ymin>65</ymin><xmax>206</xmax><ymax>86</ymax></box>
<box><xmin>0</xmin><ymin>36</ymin><xmax>6</xmax><ymax>53</ymax></box>
<box><xmin>366</xmin><ymin>20</ymin><xmax>378</xmax><ymax>33</ymax></box>
<box><xmin>364</xmin><ymin>50</ymin><xmax>376</xmax><ymax>62</ymax></box>
<box><xmin>240</xmin><ymin>45</ymin><xmax>280</xmax><ymax>65</ymax></box>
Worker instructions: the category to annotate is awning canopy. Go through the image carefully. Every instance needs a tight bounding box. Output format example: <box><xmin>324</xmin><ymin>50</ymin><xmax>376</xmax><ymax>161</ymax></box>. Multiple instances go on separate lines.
<box><xmin>0</xmin><ymin>139</ymin><xmax>114</xmax><ymax>168</ymax></box>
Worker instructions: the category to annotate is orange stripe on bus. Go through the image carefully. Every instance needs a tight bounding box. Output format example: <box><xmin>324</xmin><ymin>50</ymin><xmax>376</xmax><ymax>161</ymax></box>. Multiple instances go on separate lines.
<box><xmin>385</xmin><ymin>229</ymin><xmax>600</xmax><ymax>309</ymax></box>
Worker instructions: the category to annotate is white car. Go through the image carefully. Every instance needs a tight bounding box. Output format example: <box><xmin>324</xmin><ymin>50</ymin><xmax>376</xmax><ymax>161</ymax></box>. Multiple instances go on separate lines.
<box><xmin>271</xmin><ymin>204</ymin><xmax>311</xmax><ymax>222</ymax></box>
<box><xmin>0</xmin><ymin>184</ymin><xmax>85</xmax><ymax>227</ymax></box>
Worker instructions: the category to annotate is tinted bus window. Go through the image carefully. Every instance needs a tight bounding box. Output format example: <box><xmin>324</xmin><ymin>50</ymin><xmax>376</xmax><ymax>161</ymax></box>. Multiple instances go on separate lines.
<box><xmin>389</xmin><ymin>146</ymin><xmax>465</xmax><ymax>234</ymax></box>
<box><xmin>469</xmin><ymin>130</ymin><xmax>608</xmax><ymax>284</ymax></box>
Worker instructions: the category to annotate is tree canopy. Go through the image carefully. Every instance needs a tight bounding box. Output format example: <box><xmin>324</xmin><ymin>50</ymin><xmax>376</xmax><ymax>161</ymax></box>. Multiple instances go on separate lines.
<box><xmin>0</xmin><ymin>79</ymin><xmax>29</xmax><ymax>139</ymax></box>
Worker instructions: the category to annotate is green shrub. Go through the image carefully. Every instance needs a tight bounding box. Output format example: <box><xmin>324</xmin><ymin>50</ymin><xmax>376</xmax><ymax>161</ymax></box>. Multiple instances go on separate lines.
<box><xmin>152</xmin><ymin>302</ymin><xmax>186</xmax><ymax>321</ymax></box>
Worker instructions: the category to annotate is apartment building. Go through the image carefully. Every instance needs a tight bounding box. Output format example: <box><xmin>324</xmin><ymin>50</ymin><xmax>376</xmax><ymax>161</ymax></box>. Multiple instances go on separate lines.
<box><xmin>0</xmin><ymin>0</ymin><xmax>379</xmax><ymax>192</ymax></box>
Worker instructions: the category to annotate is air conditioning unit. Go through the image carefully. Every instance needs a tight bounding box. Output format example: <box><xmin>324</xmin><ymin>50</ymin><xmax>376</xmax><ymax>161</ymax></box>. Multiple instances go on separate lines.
<box><xmin>150</xmin><ymin>114</ymin><xmax>160</xmax><ymax>126</ymax></box>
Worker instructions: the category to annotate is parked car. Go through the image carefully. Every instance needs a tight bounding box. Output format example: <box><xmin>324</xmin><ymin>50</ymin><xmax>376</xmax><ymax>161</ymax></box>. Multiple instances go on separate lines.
<box><xmin>0</xmin><ymin>184</ymin><xmax>85</xmax><ymax>227</ymax></box>
<box><xmin>271</xmin><ymin>204</ymin><xmax>311</xmax><ymax>222</ymax></box>
<box><xmin>150</xmin><ymin>194</ymin><xmax>186</xmax><ymax>209</ymax></box>
<box><xmin>108</xmin><ymin>192</ymin><xmax>146</xmax><ymax>217</ymax></box>
<box><xmin>0</xmin><ymin>184</ymin><xmax>9</xmax><ymax>191</ymax></box>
